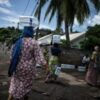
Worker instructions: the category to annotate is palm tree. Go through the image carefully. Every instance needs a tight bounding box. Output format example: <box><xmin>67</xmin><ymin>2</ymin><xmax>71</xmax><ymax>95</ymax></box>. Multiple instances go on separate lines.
<box><xmin>34</xmin><ymin>0</ymin><xmax>100</xmax><ymax>47</ymax></box>
<box><xmin>35</xmin><ymin>0</ymin><xmax>47</xmax><ymax>40</ymax></box>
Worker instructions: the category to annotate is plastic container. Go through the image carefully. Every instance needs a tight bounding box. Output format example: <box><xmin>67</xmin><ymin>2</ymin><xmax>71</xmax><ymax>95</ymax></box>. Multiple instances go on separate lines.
<box><xmin>19</xmin><ymin>16</ymin><xmax>39</xmax><ymax>28</ymax></box>
<box><xmin>52</xmin><ymin>35</ymin><xmax>61</xmax><ymax>44</ymax></box>
<box><xmin>78</xmin><ymin>66</ymin><xmax>86</xmax><ymax>72</ymax></box>
<box><xmin>61</xmin><ymin>64</ymin><xmax>75</xmax><ymax>69</ymax></box>
<box><xmin>55</xmin><ymin>67</ymin><xmax>61</xmax><ymax>76</ymax></box>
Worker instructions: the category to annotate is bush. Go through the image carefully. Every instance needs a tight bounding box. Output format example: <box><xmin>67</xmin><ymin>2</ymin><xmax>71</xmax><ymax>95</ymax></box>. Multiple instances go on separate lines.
<box><xmin>60</xmin><ymin>39</ymin><xmax>69</xmax><ymax>48</ymax></box>
<box><xmin>80</xmin><ymin>25</ymin><xmax>100</xmax><ymax>50</ymax></box>
<box><xmin>80</xmin><ymin>36</ymin><xmax>100</xmax><ymax>50</ymax></box>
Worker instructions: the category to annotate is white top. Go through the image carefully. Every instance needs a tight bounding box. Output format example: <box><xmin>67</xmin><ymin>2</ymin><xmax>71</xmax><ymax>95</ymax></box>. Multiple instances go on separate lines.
<box><xmin>82</xmin><ymin>56</ymin><xmax>90</xmax><ymax>63</ymax></box>
<box><xmin>52</xmin><ymin>35</ymin><xmax>61</xmax><ymax>44</ymax></box>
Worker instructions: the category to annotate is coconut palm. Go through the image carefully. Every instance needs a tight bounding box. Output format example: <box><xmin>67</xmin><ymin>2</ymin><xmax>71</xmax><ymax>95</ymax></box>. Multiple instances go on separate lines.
<box><xmin>34</xmin><ymin>0</ymin><xmax>100</xmax><ymax>47</ymax></box>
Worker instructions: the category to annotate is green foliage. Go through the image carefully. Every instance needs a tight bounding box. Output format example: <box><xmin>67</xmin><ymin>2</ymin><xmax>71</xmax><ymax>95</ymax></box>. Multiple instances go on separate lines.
<box><xmin>86</xmin><ymin>25</ymin><xmax>100</xmax><ymax>37</ymax></box>
<box><xmin>0</xmin><ymin>29</ymin><xmax>10</xmax><ymax>42</ymax></box>
<box><xmin>0</xmin><ymin>27</ymin><xmax>22</xmax><ymax>47</ymax></box>
<box><xmin>38</xmin><ymin>28</ymin><xmax>52</xmax><ymax>38</ymax></box>
<box><xmin>80</xmin><ymin>25</ymin><xmax>100</xmax><ymax>50</ymax></box>
<box><xmin>60</xmin><ymin>39</ymin><xmax>69</xmax><ymax>48</ymax></box>
<box><xmin>53</xmin><ymin>28</ymin><xmax>63</xmax><ymax>35</ymax></box>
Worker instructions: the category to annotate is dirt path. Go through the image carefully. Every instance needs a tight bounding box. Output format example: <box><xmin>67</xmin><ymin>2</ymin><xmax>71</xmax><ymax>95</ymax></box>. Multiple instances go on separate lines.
<box><xmin>0</xmin><ymin>62</ymin><xmax>100</xmax><ymax>100</ymax></box>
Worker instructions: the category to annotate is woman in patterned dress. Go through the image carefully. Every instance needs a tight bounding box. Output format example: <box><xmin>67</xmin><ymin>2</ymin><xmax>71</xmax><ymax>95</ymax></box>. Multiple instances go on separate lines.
<box><xmin>85</xmin><ymin>46</ymin><xmax>100</xmax><ymax>86</ymax></box>
<box><xmin>8</xmin><ymin>26</ymin><xmax>47</xmax><ymax>100</ymax></box>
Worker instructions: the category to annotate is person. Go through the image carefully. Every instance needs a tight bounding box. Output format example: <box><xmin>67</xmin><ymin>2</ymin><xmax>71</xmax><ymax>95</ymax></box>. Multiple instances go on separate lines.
<box><xmin>85</xmin><ymin>46</ymin><xmax>100</xmax><ymax>87</ymax></box>
<box><xmin>8</xmin><ymin>26</ymin><xmax>47</xmax><ymax>100</ymax></box>
<box><xmin>45</xmin><ymin>43</ymin><xmax>62</xmax><ymax>82</ymax></box>
<box><xmin>82</xmin><ymin>54</ymin><xmax>90</xmax><ymax>71</ymax></box>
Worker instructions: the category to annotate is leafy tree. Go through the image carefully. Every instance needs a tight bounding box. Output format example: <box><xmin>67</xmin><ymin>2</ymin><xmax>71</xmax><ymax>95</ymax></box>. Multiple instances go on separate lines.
<box><xmin>80</xmin><ymin>25</ymin><xmax>100</xmax><ymax>50</ymax></box>
<box><xmin>0</xmin><ymin>29</ymin><xmax>11</xmax><ymax>42</ymax></box>
<box><xmin>53</xmin><ymin>28</ymin><xmax>63</xmax><ymax>35</ymax></box>
<box><xmin>86</xmin><ymin>25</ymin><xmax>100</xmax><ymax>37</ymax></box>
<box><xmin>0</xmin><ymin>27</ymin><xmax>22</xmax><ymax>48</ymax></box>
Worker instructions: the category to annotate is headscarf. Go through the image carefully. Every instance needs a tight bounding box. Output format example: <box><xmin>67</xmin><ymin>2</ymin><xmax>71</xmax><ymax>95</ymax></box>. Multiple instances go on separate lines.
<box><xmin>8</xmin><ymin>26</ymin><xmax>34</xmax><ymax>77</ymax></box>
<box><xmin>94</xmin><ymin>46</ymin><xmax>99</xmax><ymax>51</ymax></box>
<box><xmin>22</xmin><ymin>26</ymin><xmax>34</xmax><ymax>38</ymax></box>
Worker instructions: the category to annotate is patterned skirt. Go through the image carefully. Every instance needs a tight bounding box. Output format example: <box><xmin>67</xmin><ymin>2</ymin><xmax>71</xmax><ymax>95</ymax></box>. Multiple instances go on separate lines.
<box><xmin>85</xmin><ymin>61</ymin><xmax>98</xmax><ymax>86</ymax></box>
<box><xmin>9</xmin><ymin>62</ymin><xmax>36</xmax><ymax>99</ymax></box>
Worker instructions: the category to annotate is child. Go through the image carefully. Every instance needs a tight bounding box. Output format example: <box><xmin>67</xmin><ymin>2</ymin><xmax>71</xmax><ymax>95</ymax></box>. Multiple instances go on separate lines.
<box><xmin>45</xmin><ymin>43</ymin><xmax>62</xmax><ymax>82</ymax></box>
<box><xmin>82</xmin><ymin>54</ymin><xmax>90</xmax><ymax>71</ymax></box>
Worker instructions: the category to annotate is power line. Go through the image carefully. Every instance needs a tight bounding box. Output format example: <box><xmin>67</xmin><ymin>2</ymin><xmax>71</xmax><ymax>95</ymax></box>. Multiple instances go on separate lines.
<box><xmin>23</xmin><ymin>0</ymin><xmax>31</xmax><ymax>15</ymax></box>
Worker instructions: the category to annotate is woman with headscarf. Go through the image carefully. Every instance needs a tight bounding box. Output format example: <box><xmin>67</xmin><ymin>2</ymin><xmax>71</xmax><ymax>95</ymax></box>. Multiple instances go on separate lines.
<box><xmin>85</xmin><ymin>46</ymin><xmax>100</xmax><ymax>87</ymax></box>
<box><xmin>8</xmin><ymin>26</ymin><xmax>47</xmax><ymax>100</ymax></box>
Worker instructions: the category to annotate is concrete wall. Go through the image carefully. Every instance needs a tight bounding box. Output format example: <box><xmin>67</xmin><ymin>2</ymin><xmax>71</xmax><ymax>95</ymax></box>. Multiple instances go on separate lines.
<box><xmin>59</xmin><ymin>48</ymin><xmax>87</xmax><ymax>65</ymax></box>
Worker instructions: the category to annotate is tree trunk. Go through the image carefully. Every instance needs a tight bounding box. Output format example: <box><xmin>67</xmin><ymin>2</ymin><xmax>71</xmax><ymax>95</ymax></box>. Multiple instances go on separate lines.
<box><xmin>65</xmin><ymin>21</ymin><xmax>71</xmax><ymax>47</ymax></box>
<box><xmin>70</xmin><ymin>24</ymin><xmax>73</xmax><ymax>33</ymax></box>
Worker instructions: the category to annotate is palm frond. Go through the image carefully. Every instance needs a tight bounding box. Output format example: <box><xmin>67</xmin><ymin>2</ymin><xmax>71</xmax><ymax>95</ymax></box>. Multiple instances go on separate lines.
<box><xmin>35</xmin><ymin>0</ymin><xmax>47</xmax><ymax>20</ymax></box>
<box><xmin>91</xmin><ymin>0</ymin><xmax>100</xmax><ymax>11</ymax></box>
<box><xmin>57</xmin><ymin>11</ymin><xmax>63</xmax><ymax>28</ymax></box>
<box><xmin>75</xmin><ymin>0</ymin><xmax>90</xmax><ymax>24</ymax></box>
<box><xmin>49</xmin><ymin>8</ymin><xmax>56</xmax><ymax>22</ymax></box>
<box><xmin>61</xmin><ymin>0</ymin><xmax>75</xmax><ymax>26</ymax></box>
<box><xmin>44</xmin><ymin>0</ymin><xmax>54</xmax><ymax>20</ymax></box>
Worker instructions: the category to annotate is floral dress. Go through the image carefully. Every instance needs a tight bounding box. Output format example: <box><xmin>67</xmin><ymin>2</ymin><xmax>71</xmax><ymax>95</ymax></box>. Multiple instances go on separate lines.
<box><xmin>85</xmin><ymin>51</ymin><xmax>100</xmax><ymax>86</ymax></box>
<box><xmin>9</xmin><ymin>38</ymin><xmax>46</xmax><ymax>99</ymax></box>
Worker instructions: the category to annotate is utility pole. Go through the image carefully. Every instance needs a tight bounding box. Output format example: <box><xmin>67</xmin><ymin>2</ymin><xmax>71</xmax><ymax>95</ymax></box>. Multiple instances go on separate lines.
<box><xmin>17</xmin><ymin>22</ymin><xmax>19</xmax><ymax>30</ymax></box>
<box><xmin>30</xmin><ymin>18</ymin><xmax>32</xmax><ymax>26</ymax></box>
